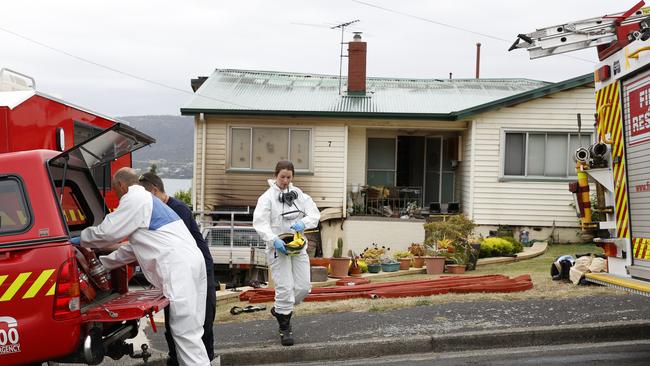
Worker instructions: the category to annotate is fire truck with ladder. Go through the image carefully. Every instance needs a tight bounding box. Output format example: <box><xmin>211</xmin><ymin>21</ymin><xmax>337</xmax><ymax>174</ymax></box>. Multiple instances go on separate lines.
<box><xmin>511</xmin><ymin>1</ymin><xmax>650</xmax><ymax>294</ymax></box>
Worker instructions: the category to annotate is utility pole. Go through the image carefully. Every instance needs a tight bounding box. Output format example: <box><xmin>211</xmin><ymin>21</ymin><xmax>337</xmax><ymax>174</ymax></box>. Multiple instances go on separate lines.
<box><xmin>332</xmin><ymin>20</ymin><xmax>360</xmax><ymax>95</ymax></box>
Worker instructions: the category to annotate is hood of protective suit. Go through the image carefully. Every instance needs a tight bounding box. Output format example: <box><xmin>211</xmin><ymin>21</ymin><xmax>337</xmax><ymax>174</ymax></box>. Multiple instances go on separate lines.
<box><xmin>253</xmin><ymin>180</ymin><xmax>320</xmax><ymax>249</ymax></box>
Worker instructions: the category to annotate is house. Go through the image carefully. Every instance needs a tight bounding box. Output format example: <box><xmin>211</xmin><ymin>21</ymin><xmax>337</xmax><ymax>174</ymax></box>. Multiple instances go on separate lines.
<box><xmin>181</xmin><ymin>35</ymin><xmax>595</xmax><ymax>255</ymax></box>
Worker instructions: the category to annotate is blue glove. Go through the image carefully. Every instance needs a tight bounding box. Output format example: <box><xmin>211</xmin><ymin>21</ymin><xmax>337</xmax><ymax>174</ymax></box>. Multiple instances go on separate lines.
<box><xmin>290</xmin><ymin>221</ymin><xmax>305</xmax><ymax>233</ymax></box>
<box><xmin>69</xmin><ymin>236</ymin><xmax>81</xmax><ymax>245</ymax></box>
<box><xmin>273</xmin><ymin>238</ymin><xmax>287</xmax><ymax>255</ymax></box>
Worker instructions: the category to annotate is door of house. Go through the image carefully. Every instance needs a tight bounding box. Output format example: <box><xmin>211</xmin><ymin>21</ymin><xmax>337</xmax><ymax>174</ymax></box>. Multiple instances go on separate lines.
<box><xmin>425</xmin><ymin>137</ymin><xmax>455</xmax><ymax>206</ymax></box>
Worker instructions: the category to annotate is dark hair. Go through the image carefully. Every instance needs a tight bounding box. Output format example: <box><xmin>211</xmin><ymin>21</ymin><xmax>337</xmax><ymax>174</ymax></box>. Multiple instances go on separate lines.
<box><xmin>139</xmin><ymin>172</ymin><xmax>166</xmax><ymax>193</ymax></box>
<box><xmin>274</xmin><ymin>160</ymin><xmax>294</xmax><ymax>177</ymax></box>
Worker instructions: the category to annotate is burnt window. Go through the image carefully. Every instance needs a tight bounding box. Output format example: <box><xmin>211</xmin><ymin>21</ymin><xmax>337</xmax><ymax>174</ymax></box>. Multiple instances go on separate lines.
<box><xmin>74</xmin><ymin>121</ymin><xmax>112</xmax><ymax>189</ymax></box>
<box><xmin>0</xmin><ymin>176</ymin><xmax>32</xmax><ymax>235</ymax></box>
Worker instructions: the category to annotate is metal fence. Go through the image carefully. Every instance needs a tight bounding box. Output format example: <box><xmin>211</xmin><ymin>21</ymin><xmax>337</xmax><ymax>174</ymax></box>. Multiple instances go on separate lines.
<box><xmin>362</xmin><ymin>186</ymin><xmax>423</xmax><ymax>217</ymax></box>
<box><xmin>204</xmin><ymin>226</ymin><xmax>265</xmax><ymax>248</ymax></box>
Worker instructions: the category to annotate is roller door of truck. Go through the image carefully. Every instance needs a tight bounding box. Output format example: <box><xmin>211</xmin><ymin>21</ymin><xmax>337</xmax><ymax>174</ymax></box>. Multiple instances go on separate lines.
<box><xmin>623</xmin><ymin>71</ymin><xmax>650</xmax><ymax>266</ymax></box>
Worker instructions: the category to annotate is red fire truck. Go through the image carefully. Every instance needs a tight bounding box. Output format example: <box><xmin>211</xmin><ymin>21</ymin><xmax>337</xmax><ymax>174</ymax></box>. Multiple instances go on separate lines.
<box><xmin>0</xmin><ymin>123</ymin><xmax>167</xmax><ymax>365</ymax></box>
<box><xmin>0</xmin><ymin>68</ymin><xmax>131</xmax><ymax>210</ymax></box>
<box><xmin>512</xmin><ymin>1</ymin><xmax>650</xmax><ymax>293</ymax></box>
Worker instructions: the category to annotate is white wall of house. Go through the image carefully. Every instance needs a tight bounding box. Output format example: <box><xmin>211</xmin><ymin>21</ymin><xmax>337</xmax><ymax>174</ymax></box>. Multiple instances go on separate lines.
<box><xmin>347</xmin><ymin>127</ymin><xmax>366</xmax><ymax>189</ymax></box>
<box><xmin>193</xmin><ymin>115</ymin><xmax>347</xmax><ymax>211</ymax></box>
<box><xmin>339</xmin><ymin>218</ymin><xmax>426</xmax><ymax>257</ymax></box>
<box><xmin>469</xmin><ymin>86</ymin><xmax>596</xmax><ymax>229</ymax></box>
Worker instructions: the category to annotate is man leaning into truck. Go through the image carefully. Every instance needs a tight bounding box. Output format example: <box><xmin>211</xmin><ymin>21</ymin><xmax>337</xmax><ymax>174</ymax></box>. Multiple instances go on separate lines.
<box><xmin>139</xmin><ymin>171</ymin><xmax>216</xmax><ymax>364</ymax></box>
<box><xmin>76</xmin><ymin>167</ymin><xmax>210</xmax><ymax>366</ymax></box>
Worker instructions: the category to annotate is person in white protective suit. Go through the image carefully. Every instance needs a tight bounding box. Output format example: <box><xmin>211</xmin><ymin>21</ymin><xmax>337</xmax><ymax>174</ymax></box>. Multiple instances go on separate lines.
<box><xmin>253</xmin><ymin>160</ymin><xmax>320</xmax><ymax>346</ymax></box>
<box><xmin>79</xmin><ymin>167</ymin><xmax>210</xmax><ymax>366</ymax></box>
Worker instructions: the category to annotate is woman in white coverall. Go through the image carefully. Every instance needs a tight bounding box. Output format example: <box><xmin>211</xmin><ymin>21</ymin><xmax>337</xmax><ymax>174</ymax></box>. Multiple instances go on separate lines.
<box><xmin>253</xmin><ymin>160</ymin><xmax>320</xmax><ymax>346</ymax></box>
<box><xmin>78</xmin><ymin>168</ymin><xmax>210</xmax><ymax>366</ymax></box>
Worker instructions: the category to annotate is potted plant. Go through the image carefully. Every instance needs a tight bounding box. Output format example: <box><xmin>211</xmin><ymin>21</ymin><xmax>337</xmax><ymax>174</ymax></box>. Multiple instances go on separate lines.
<box><xmin>329</xmin><ymin>238</ymin><xmax>351</xmax><ymax>278</ymax></box>
<box><xmin>444</xmin><ymin>238</ymin><xmax>475</xmax><ymax>274</ymax></box>
<box><xmin>348</xmin><ymin>250</ymin><xmax>362</xmax><ymax>277</ymax></box>
<box><xmin>422</xmin><ymin>243</ymin><xmax>445</xmax><ymax>275</ymax></box>
<box><xmin>380</xmin><ymin>257</ymin><xmax>400</xmax><ymax>272</ymax></box>
<box><xmin>408</xmin><ymin>243</ymin><xmax>426</xmax><ymax>268</ymax></box>
<box><xmin>361</xmin><ymin>243</ymin><xmax>386</xmax><ymax>273</ymax></box>
<box><xmin>393</xmin><ymin>250</ymin><xmax>412</xmax><ymax>270</ymax></box>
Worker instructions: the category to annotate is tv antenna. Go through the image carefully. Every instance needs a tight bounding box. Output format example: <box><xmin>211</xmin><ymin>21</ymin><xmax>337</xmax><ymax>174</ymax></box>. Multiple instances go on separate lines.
<box><xmin>331</xmin><ymin>19</ymin><xmax>360</xmax><ymax>95</ymax></box>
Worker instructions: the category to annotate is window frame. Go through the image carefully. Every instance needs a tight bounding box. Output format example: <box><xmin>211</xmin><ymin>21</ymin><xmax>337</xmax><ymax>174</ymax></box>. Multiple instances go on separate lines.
<box><xmin>366</xmin><ymin>137</ymin><xmax>398</xmax><ymax>186</ymax></box>
<box><xmin>227</xmin><ymin>126</ymin><xmax>313</xmax><ymax>173</ymax></box>
<box><xmin>0</xmin><ymin>175</ymin><xmax>34</xmax><ymax>236</ymax></box>
<box><xmin>500</xmin><ymin>129</ymin><xmax>593</xmax><ymax>182</ymax></box>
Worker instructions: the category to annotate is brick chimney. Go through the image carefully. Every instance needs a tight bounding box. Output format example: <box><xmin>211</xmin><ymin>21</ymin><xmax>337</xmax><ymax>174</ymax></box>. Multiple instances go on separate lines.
<box><xmin>347</xmin><ymin>32</ymin><xmax>367</xmax><ymax>95</ymax></box>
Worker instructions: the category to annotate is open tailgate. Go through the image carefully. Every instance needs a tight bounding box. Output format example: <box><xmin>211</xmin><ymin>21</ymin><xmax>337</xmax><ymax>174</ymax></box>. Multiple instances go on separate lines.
<box><xmin>82</xmin><ymin>289</ymin><xmax>168</xmax><ymax>322</ymax></box>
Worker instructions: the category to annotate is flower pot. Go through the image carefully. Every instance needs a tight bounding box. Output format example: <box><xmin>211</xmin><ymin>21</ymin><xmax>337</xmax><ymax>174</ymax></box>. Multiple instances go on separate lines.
<box><xmin>367</xmin><ymin>263</ymin><xmax>382</xmax><ymax>273</ymax></box>
<box><xmin>412</xmin><ymin>256</ymin><xmax>424</xmax><ymax>268</ymax></box>
<box><xmin>446</xmin><ymin>264</ymin><xmax>466</xmax><ymax>274</ymax></box>
<box><xmin>398</xmin><ymin>258</ymin><xmax>411</xmax><ymax>270</ymax></box>
<box><xmin>349</xmin><ymin>263</ymin><xmax>362</xmax><ymax>277</ymax></box>
<box><xmin>329</xmin><ymin>257</ymin><xmax>351</xmax><ymax>278</ymax></box>
<box><xmin>423</xmin><ymin>256</ymin><xmax>445</xmax><ymax>275</ymax></box>
<box><xmin>309</xmin><ymin>257</ymin><xmax>331</xmax><ymax>268</ymax></box>
<box><xmin>381</xmin><ymin>262</ymin><xmax>400</xmax><ymax>272</ymax></box>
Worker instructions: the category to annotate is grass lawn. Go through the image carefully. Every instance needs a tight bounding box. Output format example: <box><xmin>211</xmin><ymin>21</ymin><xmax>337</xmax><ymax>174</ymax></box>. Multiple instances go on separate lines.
<box><xmin>216</xmin><ymin>243</ymin><xmax>625</xmax><ymax>323</ymax></box>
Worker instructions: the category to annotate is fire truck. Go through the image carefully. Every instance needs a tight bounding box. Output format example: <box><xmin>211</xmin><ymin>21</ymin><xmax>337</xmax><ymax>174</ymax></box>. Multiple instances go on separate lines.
<box><xmin>0</xmin><ymin>68</ymin><xmax>131</xmax><ymax>210</ymax></box>
<box><xmin>511</xmin><ymin>1</ymin><xmax>650</xmax><ymax>293</ymax></box>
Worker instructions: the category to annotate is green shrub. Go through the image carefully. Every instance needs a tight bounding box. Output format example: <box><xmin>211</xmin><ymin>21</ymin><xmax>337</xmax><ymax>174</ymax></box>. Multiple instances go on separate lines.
<box><xmin>500</xmin><ymin>236</ymin><xmax>523</xmax><ymax>254</ymax></box>
<box><xmin>479</xmin><ymin>237</ymin><xmax>516</xmax><ymax>258</ymax></box>
<box><xmin>173</xmin><ymin>188</ymin><xmax>192</xmax><ymax>208</ymax></box>
<box><xmin>423</xmin><ymin>214</ymin><xmax>476</xmax><ymax>250</ymax></box>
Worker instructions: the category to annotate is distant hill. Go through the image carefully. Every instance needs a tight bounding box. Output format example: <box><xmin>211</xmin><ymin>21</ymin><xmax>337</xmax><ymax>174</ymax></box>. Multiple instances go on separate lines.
<box><xmin>120</xmin><ymin>115</ymin><xmax>195</xmax><ymax>177</ymax></box>
<box><xmin>120</xmin><ymin>115</ymin><xmax>194</xmax><ymax>162</ymax></box>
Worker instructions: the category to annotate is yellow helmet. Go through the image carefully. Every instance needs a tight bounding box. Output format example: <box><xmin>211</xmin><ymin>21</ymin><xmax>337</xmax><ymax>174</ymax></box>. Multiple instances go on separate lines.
<box><xmin>278</xmin><ymin>232</ymin><xmax>307</xmax><ymax>256</ymax></box>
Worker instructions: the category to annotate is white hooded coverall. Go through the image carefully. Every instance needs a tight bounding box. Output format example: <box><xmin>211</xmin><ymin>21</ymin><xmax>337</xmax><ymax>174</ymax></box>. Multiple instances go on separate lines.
<box><xmin>81</xmin><ymin>185</ymin><xmax>209</xmax><ymax>366</ymax></box>
<box><xmin>253</xmin><ymin>180</ymin><xmax>320</xmax><ymax>315</ymax></box>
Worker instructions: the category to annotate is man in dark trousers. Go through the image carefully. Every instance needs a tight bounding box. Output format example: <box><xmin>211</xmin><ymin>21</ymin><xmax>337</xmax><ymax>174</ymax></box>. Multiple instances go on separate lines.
<box><xmin>139</xmin><ymin>172</ymin><xmax>216</xmax><ymax>364</ymax></box>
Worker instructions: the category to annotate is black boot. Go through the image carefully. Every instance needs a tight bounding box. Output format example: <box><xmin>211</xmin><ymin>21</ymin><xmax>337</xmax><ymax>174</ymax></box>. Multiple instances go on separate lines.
<box><xmin>271</xmin><ymin>307</ymin><xmax>294</xmax><ymax>346</ymax></box>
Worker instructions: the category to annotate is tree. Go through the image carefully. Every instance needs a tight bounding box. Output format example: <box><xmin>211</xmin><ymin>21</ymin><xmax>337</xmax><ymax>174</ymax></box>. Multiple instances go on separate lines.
<box><xmin>174</xmin><ymin>188</ymin><xmax>192</xmax><ymax>209</ymax></box>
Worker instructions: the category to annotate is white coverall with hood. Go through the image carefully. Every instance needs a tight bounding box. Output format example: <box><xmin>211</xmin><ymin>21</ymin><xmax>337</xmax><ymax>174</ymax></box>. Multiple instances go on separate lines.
<box><xmin>80</xmin><ymin>185</ymin><xmax>209</xmax><ymax>366</ymax></box>
<box><xmin>253</xmin><ymin>180</ymin><xmax>320</xmax><ymax>315</ymax></box>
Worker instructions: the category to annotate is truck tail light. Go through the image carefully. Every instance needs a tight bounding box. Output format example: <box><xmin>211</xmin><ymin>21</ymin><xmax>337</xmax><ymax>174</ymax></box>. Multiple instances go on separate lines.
<box><xmin>53</xmin><ymin>249</ymin><xmax>81</xmax><ymax>320</ymax></box>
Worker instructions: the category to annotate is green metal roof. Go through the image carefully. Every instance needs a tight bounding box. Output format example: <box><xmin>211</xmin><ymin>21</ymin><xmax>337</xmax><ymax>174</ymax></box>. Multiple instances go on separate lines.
<box><xmin>181</xmin><ymin>69</ymin><xmax>593</xmax><ymax>120</ymax></box>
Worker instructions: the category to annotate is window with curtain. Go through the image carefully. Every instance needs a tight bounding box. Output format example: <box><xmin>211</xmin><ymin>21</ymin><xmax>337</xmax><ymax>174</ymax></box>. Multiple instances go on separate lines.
<box><xmin>503</xmin><ymin>132</ymin><xmax>591</xmax><ymax>178</ymax></box>
<box><xmin>229</xmin><ymin>127</ymin><xmax>311</xmax><ymax>171</ymax></box>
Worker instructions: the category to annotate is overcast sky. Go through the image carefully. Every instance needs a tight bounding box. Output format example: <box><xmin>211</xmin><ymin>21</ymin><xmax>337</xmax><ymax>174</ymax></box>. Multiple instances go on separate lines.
<box><xmin>0</xmin><ymin>0</ymin><xmax>627</xmax><ymax>116</ymax></box>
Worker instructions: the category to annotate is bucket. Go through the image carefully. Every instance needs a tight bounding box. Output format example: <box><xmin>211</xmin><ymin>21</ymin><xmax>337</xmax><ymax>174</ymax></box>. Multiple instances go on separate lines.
<box><xmin>603</xmin><ymin>243</ymin><xmax>617</xmax><ymax>257</ymax></box>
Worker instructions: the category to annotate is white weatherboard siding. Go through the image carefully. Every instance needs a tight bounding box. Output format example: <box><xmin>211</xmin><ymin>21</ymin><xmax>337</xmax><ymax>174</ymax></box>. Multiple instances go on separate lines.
<box><xmin>471</xmin><ymin>86</ymin><xmax>596</xmax><ymax>228</ymax></box>
<box><xmin>460</xmin><ymin>120</ymin><xmax>474</xmax><ymax>219</ymax></box>
<box><xmin>195</xmin><ymin>116</ymin><xmax>346</xmax><ymax>210</ymax></box>
<box><xmin>346</xmin><ymin>127</ymin><xmax>366</xmax><ymax>188</ymax></box>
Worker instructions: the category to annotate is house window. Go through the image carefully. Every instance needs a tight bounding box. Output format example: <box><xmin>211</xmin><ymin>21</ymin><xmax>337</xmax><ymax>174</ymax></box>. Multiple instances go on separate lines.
<box><xmin>367</xmin><ymin>138</ymin><xmax>396</xmax><ymax>186</ymax></box>
<box><xmin>503</xmin><ymin>132</ymin><xmax>592</xmax><ymax>178</ymax></box>
<box><xmin>230</xmin><ymin>127</ymin><xmax>311</xmax><ymax>171</ymax></box>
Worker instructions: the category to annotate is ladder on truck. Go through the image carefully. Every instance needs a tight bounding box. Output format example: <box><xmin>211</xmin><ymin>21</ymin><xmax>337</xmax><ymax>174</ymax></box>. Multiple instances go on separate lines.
<box><xmin>509</xmin><ymin>1</ymin><xmax>650</xmax><ymax>60</ymax></box>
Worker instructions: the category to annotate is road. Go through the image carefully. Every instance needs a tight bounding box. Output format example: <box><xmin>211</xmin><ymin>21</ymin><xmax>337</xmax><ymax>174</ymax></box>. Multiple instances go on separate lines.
<box><xmin>270</xmin><ymin>340</ymin><xmax>650</xmax><ymax>366</ymax></box>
